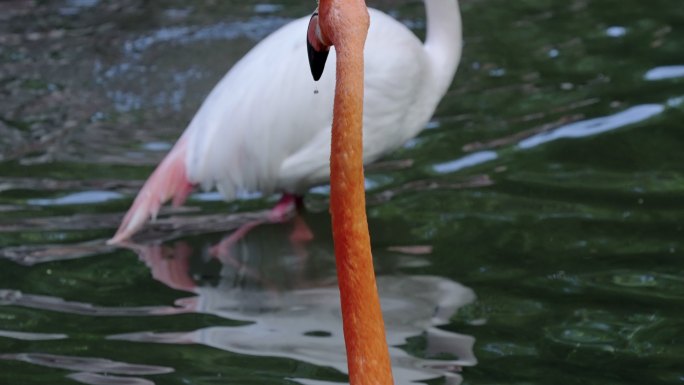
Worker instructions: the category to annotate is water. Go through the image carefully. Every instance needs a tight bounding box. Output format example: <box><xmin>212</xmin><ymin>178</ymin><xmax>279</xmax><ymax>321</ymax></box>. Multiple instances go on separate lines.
<box><xmin>1</xmin><ymin>0</ymin><xmax>683</xmax><ymax>384</ymax></box>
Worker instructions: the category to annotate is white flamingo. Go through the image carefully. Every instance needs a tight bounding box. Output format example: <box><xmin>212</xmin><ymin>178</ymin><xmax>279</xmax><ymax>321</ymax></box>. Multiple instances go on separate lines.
<box><xmin>109</xmin><ymin>0</ymin><xmax>462</xmax><ymax>244</ymax></box>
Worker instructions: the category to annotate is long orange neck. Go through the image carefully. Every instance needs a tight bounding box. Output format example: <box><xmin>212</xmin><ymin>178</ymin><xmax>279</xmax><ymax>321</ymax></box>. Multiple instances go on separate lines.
<box><xmin>321</xmin><ymin>1</ymin><xmax>394</xmax><ymax>384</ymax></box>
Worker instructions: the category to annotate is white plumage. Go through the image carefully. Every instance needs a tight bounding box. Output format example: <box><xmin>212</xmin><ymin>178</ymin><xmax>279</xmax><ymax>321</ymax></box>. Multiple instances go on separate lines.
<box><xmin>110</xmin><ymin>0</ymin><xmax>462</xmax><ymax>243</ymax></box>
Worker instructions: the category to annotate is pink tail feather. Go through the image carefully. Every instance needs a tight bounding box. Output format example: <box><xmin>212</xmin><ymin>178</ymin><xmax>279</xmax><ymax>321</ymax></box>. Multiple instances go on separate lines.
<box><xmin>108</xmin><ymin>136</ymin><xmax>194</xmax><ymax>244</ymax></box>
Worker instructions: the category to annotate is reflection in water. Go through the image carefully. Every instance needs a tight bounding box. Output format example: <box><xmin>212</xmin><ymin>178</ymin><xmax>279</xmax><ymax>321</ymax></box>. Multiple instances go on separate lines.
<box><xmin>0</xmin><ymin>289</ymin><xmax>189</xmax><ymax>317</ymax></box>
<box><xmin>27</xmin><ymin>190</ymin><xmax>123</xmax><ymax>206</ymax></box>
<box><xmin>0</xmin><ymin>330</ymin><xmax>67</xmax><ymax>341</ymax></box>
<box><xmin>644</xmin><ymin>65</ymin><xmax>684</xmax><ymax>81</ymax></box>
<box><xmin>1</xmin><ymin>1</ymin><xmax>681</xmax><ymax>384</ymax></box>
<box><xmin>114</xmin><ymin>214</ymin><xmax>477</xmax><ymax>384</ymax></box>
<box><xmin>0</xmin><ymin>213</ymin><xmax>477</xmax><ymax>384</ymax></box>
<box><xmin>605</xmin><ymin>26</ymin><xmax>627</xmax><ymax>38</ymax></box>
<box><xmin>0</xmin><ymin>353</ymin><xmax>173</xmax><ymax>375</ymax></box>
<box><xmin>434</xmin><ymin>98</ymin><xmax>667</xmax><ymax>176</ymax></box>
<box><xmin>432</xmin><ymin>151</ymin><xmax>498</xmax><ymax>174</ymax></box>
<box><xmin>518</xmin><ymin>104</ymin><xmax>664</xmax><ymax>149</ymax></box>
<box><xmin>0</xmin><ymin>353</ymin><xmax>173</xmax><ymax>385</ymax></box>
<box><xmin>0</xmin><ymin>240</ymin><xmax>112</xmax><ymax>266</ymax></box>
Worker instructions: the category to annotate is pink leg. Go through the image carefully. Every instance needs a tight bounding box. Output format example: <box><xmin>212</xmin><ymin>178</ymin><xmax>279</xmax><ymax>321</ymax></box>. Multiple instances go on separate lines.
<box><xmin>268</xmin><ymin>193</ymin><xmax>299</xmax><ymax>221</ymax></box>
<box><xmin>289</xmin><ymin>214</ymin><xmax>314</xmax><ymax>244</ymax></box>
<box><xmin>210</xmin><ymin>193</ymin><xmax>303</xmax><ymax>263</ymax></box>
<box><xmin>289</xmin><ymin>214</ymin><xmax>314</xmax><ymax>282</ymax></box>
<box><xmin>209</xmin><ymin>220</ymin><xmax>263</xmax><ymax>266</ymax></box>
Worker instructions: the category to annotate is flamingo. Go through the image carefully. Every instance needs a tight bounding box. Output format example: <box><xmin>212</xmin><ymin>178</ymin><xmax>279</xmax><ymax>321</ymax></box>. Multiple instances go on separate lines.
<box><xmin>108</xmin><ymin>0</ymin><xmax>462</xmax><ymax>244</ymax></box>
<box><xmin>110</xmin><ymin>1</ymin><xmax>461</xmax><ymax>383</ymax></box>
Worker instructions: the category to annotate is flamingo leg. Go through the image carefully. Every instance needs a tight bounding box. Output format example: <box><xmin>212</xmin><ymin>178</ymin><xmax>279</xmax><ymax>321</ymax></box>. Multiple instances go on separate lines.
<box><xmin>210</xmin><ymin>193</ymin><xmax>311</xmax><ymax>265</ymax></box>
<box><xmin>267</xmin><ymin>193</ymin><xmax>301</xmax><ymax>222</ymax></box>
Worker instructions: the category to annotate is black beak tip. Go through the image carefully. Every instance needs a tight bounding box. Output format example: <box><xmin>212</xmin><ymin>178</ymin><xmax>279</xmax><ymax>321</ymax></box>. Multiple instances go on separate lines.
<box><xmin>306</xmin><ymin>12</ymin><xmax>329</xmax><ymax>82</ymax></box>
<box><xmin>307</xmin><ymin>37</ymin><xmax>329</xmax><ymax>82</ymax></box>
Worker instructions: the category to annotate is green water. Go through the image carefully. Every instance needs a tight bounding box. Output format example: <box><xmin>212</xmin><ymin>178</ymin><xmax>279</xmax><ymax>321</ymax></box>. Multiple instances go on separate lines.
<box><xmin>1</xmin><ymin>0</ymin><xmax>683</xmax><ymax>384</ymax></box>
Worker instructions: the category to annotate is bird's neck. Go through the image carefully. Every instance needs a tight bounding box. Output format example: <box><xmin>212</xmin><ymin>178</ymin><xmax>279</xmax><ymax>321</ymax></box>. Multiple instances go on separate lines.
<box><xmin>424</xmin><ymin>0</ymin><xmax>462</xmax><ymax>95</ymax></box>
<box><xmin>325</xmin><ymin>4</ymin><xmax>394</xmax><ymax>385</ymax></box>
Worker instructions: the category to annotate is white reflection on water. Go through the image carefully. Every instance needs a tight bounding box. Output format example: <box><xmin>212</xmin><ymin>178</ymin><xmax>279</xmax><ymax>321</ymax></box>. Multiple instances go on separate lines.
<box><xmin>27</xmin><ymin>190</ymin><xmax>123</xmax><ymax>206</ymax></box>
<box><xmin>0</xmin><ymin>353</ymin><xmax>173</xmax><ymax>385</ymax></box>
<box><xmin>0</xmin><ymin>289</ymin><xmax>190</xmax><ymax>317</ymax></box>
<box><xmin>644</xmin><ymin>65</ymin><xmax>684</xmax><ymax>81</ymax></box>
<box><xmin>160</xmin><ymin>275</ymin><xmax>475</xmax><ymax>385</ymax></box>
<box><xmin>0</xmin><ymin>330</ymin><xmax>67</xmax><ymax>341</ymax></box>
<box><xmin>605</xmin><ymin>26</ymin><xmax>627</xmax><ymax>37</ymax></box>
<box><xmin>142</xmin><ymin>141</ymin><xmax>173</xmax><ymax>152</ymax></box>
<box><xmin>112</xmin><ymin>215</ymin><xmax>477</xmax><ymax>385</ymax></box>
<box><xmin>0</xmin><ymin>353</ymin><xmax>173</xmax><ymax>375</ymax></box>
<box><xmin>518</xmin><ymin>104</ymin><xmax>664</xmax><ymax>149</ymax></box>
<box><xmin>667</xmin><ymin>95</ymin><xmax>684</xmax><ymax>107</ymax></box>
<box><xmin>432</xmin><ymin>151</ymin><xmax>498</xmax><ymax>174</ymax></box>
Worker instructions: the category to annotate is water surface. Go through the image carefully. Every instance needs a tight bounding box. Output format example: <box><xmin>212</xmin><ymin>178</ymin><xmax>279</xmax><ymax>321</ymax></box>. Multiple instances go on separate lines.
<box><xmin>1</xmin><ymin>0</ymin><xmax>683</xmax><ymax>384</ymax></box>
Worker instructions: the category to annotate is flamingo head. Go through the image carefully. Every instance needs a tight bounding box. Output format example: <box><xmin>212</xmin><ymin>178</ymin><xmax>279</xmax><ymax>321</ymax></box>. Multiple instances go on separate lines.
<box><xmin>306</xmin><ymin>9</ymin><xmax>331</xmax><ymax>81</ymax></box>
<box><xmin>306</xmin><ymin>0</ymin><xmax>370</xmax><ymax>81</ymax></box>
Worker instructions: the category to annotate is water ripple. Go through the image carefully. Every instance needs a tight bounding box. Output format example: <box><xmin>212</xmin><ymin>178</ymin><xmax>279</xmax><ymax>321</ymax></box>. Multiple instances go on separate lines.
<box><xmin>0</xmin><ymin>330</ymin><xmax>67</xmax><ymax>341</ymax></box>
<box><xmin>581</xmin><ymin>271</ymin><xmax>684</xmax><ymax>300</ymax></box>
<box><xmin>644</xmin><ymin>65</ymin><xmax>684</xmax><ymax>81</ymax></box>
<box><xmin>1</xmin><ymin>241</ymin><xmax>112</xmax><ymax>265</ymax></box>
<box><xmin>108</xmin><ymin>276</ymin><xmax>477</xmax><ymax>385</ymax></box>
<box><xmin>605</xmin><ymin>26</ymin><xmax>627</xmax><ymax>37</ymax></box>
<box><xmin>432</xmin><ymin>151</ymin><xmax>498</xmax><ymax>174</ymax></box>
<box><xmin>68</xmin><ymin>372</ymin><xmax>155</xmax><ymax>385</ymax></box>
<box><xmin>27</xmin><ymin>191</ymin><xmax>123</xmax><ymax>206</ymax></box>
<box><xmin>0</xmin><ymin>290</ymin><xmax>190</xmax><ymax>316</ymax></box>
<box><xmin>106</xmin><ymin>237</ymin><xmax>479</xmax><ymax>385</ymax></box>
<box><xmin>518</xmin><ymin>104</ymin><xmax>664</xmax><ymax>149</ymax></box>
<box><xmin>0</xmin><ymin>353</ymin><xmax>173</xmax><ymax>375</ymax></box>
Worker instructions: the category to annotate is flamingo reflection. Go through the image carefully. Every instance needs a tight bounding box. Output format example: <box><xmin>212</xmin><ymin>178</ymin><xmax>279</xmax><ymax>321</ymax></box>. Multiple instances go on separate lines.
<box><xmin>116</xmin><ymin>213</ymin><xmax>477</xmax><ymax>385</ymax></box>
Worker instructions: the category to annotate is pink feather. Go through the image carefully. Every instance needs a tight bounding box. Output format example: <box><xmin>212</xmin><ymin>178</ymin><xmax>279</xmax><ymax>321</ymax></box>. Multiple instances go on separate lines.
<box><xmin>108</xmin><ymin>136</ymin><xmax>193</xmax><ymax>244</ymax></box>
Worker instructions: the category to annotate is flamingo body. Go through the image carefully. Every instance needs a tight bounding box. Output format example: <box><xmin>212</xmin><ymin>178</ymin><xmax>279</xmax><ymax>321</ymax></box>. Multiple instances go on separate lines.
<box><xmin>110</xmin><ymin>1</ymin><xmax>461</xmax><ymax>243</ymax></box>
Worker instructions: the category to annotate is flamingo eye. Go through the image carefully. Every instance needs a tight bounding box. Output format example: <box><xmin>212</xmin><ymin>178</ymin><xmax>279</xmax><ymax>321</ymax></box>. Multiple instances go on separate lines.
<box><xmin>306</xmin><ymin>12</ymin><xmax>330</xmax><ymax>81</ymax></box>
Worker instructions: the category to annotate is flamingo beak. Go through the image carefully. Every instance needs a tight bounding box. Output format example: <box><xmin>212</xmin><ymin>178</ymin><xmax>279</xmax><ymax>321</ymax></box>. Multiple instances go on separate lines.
<box><xmin>306</xmin><ymin>12</ymin><xmax>330</xmax><ymax>81</ymax></box>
